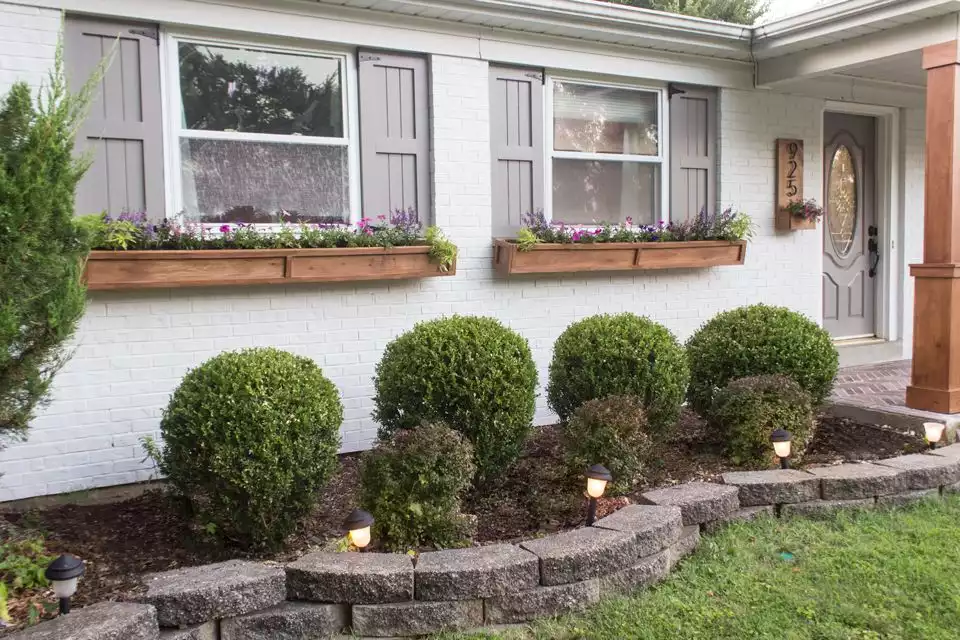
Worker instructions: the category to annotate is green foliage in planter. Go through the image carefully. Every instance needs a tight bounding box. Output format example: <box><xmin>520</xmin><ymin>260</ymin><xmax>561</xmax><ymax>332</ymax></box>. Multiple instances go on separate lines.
<box><xmin>685</xmin><ymin>304</ymin><xmax>839</xmax><ymax>415</ymax></box>
<box><xmin>564</xmin><ymin>395</ymin><xmax>653</xmax><ymax>496</ymax></box>
<box><xmin>547</xmin><ymin>313</ymin><xmax>689</xmax><ymax>436</ymax></box>
<box><xmin>360</xmin><ymin>423</ymin><xmax>476</xmax><ymax>551</ymax></box>
<box><xmin>0</xmin><ymin>46</ymin><xmax>102</xmax><ymax>455</ymax></box>
<box><xmin>373</xmin><ymin>316</ymin><xmax>537</xmax><ymax>483</ymax></box>
<box><xmin>709</xmin><ymin>374</ymin><xmax>815</xmax><ymax>468</ymax></box>
<box><xmin>156</xmin><ymin>348</ymin><xmax>342</xmax><ymax>549</ymax></box>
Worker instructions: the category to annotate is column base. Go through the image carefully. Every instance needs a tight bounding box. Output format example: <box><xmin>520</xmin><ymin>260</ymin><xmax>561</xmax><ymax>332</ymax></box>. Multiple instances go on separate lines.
<box><xmin>907</xmin><ymin>263</ymin><xmax>960</xmax><ymax>413</ymax></box>
<box><xmin>905</xmin><ymin>385</ymin><xmax>960</xmax><ymax>414</ymax></box>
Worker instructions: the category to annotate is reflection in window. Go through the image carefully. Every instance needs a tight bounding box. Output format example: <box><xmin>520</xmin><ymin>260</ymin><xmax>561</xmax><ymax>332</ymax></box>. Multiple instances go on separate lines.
<box><xmin>827</xmin><ymin>145</ymin><xmax>857</xmax><ymax>257</ymax></box>
<box><xmin>552</xmin><ymin>159</ymin><xmax>659</xmax><ymax>225</ymax></box>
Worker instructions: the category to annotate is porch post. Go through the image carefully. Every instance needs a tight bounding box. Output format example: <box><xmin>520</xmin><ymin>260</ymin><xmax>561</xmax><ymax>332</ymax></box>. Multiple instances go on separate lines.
<box><xmin>906</xmin><ymin>41</ymin><xmax>960</xmax><ymax>413</ymax></box>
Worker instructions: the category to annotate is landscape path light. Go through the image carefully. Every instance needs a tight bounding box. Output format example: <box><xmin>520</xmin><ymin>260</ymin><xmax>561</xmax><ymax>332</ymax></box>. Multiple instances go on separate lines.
<box><xmin>585</xmin><ymin>463</ymin><xmax>612</xmax><ymax>526</ymax></box>
<box><xmin>924</xmin><ymin>422</ymin><xmax>946</xmax><ymax>450</ymax></box>
<box><xmin>771</xmin><ymin>429</ymin><xmax>792</xmax><ymax>469</ymax></box>
<box><xmin>45</xmin><ymin>554</ymin><xmax>84</xmax><ymax>615</ymax></box>
<box><xmin>343</xmin><ymin>509</ymin><xmax>375</xmax><ymax>552</ymax></box>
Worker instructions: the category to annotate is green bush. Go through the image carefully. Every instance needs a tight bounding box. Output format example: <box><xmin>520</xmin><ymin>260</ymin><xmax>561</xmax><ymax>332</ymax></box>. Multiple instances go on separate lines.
<box><xmin>360</xmin><ymin>423</ymin><xmax>476</xmax><ymax>551</ymax></box>
<box><xmin>564</xmin><ymin>395</ymin><xmax>653</xmax><ymax>495</ymax></box>
<box><xmin>157</xmin><ymin>348</ymin><xmax>342</xmax><ymax>549</ymax></box>
<box><xmin>710</xmin><ymin>374</ymin><xmax>815</xmax><ymax>468</ymax></box>
<box><xmin>372</xmin><ymin>316</ymin><xmax>537</xmax><ymax>483</ymax></box>
<box><xmin>685</xmin><ymin>304</ymin><xmax>838</xmax><ymax>415</ymax></box>
<box><xmin>547</xmin><ymin>313</ymin><xmax>689</xmax><ymax>435</ymax></box>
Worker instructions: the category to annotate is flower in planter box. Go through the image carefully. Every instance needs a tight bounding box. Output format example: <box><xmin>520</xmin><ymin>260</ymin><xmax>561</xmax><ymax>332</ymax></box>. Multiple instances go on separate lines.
<box><xmin>782</xmin><ymin>198</ymin><xmax>823</xmax><ymax>222</ymax></box>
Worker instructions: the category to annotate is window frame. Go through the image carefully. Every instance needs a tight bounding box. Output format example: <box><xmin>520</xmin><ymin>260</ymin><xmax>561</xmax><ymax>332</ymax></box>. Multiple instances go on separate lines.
<box><xmin>544</xmin><ymin>75</ymin><xmax>670</xmax><ymax>225</ymax></box>
<box><xmin>160</xmin><ymin>30</ymin><xmax>361</xmax><ymax>224</ymax></box>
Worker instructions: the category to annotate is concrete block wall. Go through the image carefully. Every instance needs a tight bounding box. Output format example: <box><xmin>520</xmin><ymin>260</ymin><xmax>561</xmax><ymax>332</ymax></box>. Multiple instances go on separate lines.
<box><xmin>0</xmin><ymin>1</ymin><xmax>59</xmax><ymax>94</ymax></box>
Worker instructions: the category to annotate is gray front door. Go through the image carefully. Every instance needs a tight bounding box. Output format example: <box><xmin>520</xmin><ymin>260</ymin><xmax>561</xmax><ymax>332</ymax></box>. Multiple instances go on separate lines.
<box><xmin>823</xmin><ymin>113</ymin><xmax>877</xmax><ymax>339</ymax></box>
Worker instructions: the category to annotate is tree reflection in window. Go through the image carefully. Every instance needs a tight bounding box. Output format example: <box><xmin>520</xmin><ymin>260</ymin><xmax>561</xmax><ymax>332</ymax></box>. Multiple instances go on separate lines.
<box><xmin>827</xmin><ymin>145</ymin><xmax>857</xmax><ymax>257</ymax></box>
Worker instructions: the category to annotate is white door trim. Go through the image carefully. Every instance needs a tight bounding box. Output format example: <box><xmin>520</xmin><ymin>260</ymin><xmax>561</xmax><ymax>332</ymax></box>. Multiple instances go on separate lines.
<box><xmin>821</xmin><ymin>101</ymin><xmax>901</xmax><ymax>343</ymax></box>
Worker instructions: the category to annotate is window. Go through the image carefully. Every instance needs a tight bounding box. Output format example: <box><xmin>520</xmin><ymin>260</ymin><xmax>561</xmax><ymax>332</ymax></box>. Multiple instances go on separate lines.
<box><xmin>169</xmin><ymin>38</ymin><xmax>354</xmax><ymax>223</ymax></box>
<box><xmin>548</xmin><ymin>80</ymin><xmax>665</xmax><ymax>225</ymax></box>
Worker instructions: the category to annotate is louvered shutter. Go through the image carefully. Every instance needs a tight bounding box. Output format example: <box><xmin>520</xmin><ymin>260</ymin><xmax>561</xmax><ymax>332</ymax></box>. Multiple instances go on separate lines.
<box><xmin>489</xmin><ymin>66</ymin><xmax>544</xmax><ymax>237</ymax></box>
<box><xmin>670</xmin><ymin>86</ymin><xmax>717</xmax><ymax>220</ymax></box>
<box><xmin>65</xmin><ymin>17</ymin><xmax>165</xmax><ymax>218</ymax></box>
<box><xmin>358</xmin><ymin>51</ymin><xmax>430</xmax><ymax>220</ymax></box>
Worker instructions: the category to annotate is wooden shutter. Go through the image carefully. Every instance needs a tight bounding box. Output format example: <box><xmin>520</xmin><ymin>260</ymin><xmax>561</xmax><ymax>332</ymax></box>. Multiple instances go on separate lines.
<box><xmin>65</xmin><ymin>17</ymin><xmax>164</xmax><ymax>218</ymax></box>
<box><xmin>489</xmin><ymin>66</ymin><xmax>544</xmax><ymax>238</ymax></box>
<box><xmin>670</xmin><ymin>86</ymin><xmax>717</xmax><ymax>221</ymax></box>
<box><xmin>358</xmin><ymin>51</ymin><xmax>430</xmax><ymax>220</ymax></box>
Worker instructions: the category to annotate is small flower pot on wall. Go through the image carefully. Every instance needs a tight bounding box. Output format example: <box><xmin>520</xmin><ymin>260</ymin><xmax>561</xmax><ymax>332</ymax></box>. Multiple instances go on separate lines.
<box><xmin>775</xmin><ymin>138</ymin><xmax>817</xmax><ymax>231</ymax></box>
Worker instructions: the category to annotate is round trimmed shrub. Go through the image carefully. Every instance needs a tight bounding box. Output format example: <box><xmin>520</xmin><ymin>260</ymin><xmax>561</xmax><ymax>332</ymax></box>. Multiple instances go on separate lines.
<box><xmin>372</xmin><ymin>315</ymin><xmax>537</xmax><ymax>483</ymax></box>
<box><xmin>685</xmin><ymin>304</ymin><xmax>838</xmax><ymax>415</ymax></box>
<box><xmin>547</xmin><ymin>313</ymin><xmax>689</xmax><ymax>435</ymax></box>
<box><xmin>360</xmin><ymin>423</ymin><xmax>476</xmax><ymax>551</ymax></box>
<box><xmin>710</xmin><ymin>374</ymin><xmax>815</xmax><ymax>468</ymax></box>
<box><xmin>158</xmin><ymin>347</ymin><xmax>342</xmax><ymax>549</ymax></box>
<box><xmin>564</xmin><ymin>395</ymin><xmax>653</xmax><ymax>495</ymax></box>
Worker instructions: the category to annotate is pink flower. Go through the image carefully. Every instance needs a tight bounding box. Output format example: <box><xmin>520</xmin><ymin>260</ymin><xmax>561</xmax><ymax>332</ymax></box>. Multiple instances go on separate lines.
<box><xmin>219</xmin><ymin>224</ymin><xmax>231</xmax><ymax>234</ymax></box>
<box><xmin>377</xmin><ymin>214</ymin><xmax>387</xmax><ymax>221</ymax></box>
<box><xmin>626</xmin><ymin>216</ymin><xmax>633</xmax><ymax>226</ymax></box>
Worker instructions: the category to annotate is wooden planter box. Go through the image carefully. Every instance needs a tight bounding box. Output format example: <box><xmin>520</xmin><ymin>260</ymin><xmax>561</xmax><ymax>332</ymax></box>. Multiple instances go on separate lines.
<box><xmin>492</xmin><ymin>239</ymin><xmax>747</xmax><ymax>276</ymax></box>
<box><xmin>84</xmin><ymin>246</ymin><xmax>454</xmax><ymax>290</ymax></box>
<box><xmin>775</xmin><ymin>210</ymin><xmax>817</xmax><ymax>231</ymax></box>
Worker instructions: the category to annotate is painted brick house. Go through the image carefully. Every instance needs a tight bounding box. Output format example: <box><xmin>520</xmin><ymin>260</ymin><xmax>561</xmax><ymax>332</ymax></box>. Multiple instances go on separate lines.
<box><xmin>0</xmin><ymin>0</ymin><xmax>954</xmax><ymax>501</ymax></box>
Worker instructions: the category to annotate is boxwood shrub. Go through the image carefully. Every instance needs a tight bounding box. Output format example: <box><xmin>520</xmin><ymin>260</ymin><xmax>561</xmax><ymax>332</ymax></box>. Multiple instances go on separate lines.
<box><xmin>157</xmin><ymin>347</ymin><xmax>342</xmax><ymax>549</ymax></box>
<box><xmin>360</xmin><ymin>423</ymin><xmax>475</xmax><ymax>551</ymax></box>
<box><xmin>710</xmin><ymin>374</ymin><xmax>815</xmax><ymax>468</ymax></box>
<box><xmin>372</xmin><ymin>316</ymin><xmax>537</xmax><ymax>483</ymax></box>
<box><xmin>547</xmin><ymin>313</ymin><xmax>689</xmax><ymax>436</ymax></box>
<box><xmin>564</xmin><ymin>395</ymin><xmax>653</xmax><ymax>495</ymax></box>
<box><xmin>685</xmin><ymin>304</ymin><xmax>838</xmax><ymax>415</ymax></box>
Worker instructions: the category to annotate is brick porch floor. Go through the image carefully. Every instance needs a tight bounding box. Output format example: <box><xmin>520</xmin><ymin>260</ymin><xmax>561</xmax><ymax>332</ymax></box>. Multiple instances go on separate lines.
<box><xmin>828</xmin><ymin>360</ymin><xmax>959</xmax><ymax>427</ymax></box>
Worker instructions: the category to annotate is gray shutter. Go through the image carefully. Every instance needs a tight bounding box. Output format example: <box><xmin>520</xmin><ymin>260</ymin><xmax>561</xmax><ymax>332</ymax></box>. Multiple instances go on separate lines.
<box><xmin>489</xmin><ymin>66</ymin><xmax>544</xmax><ymax>238</ymax></box>
<box><xmin>358</xmin><ymin>51</ymin><xmax>430</xmax><ymax>220</ymax></box>
<box><xmin>65</xmin><ymin>17</ymin><xmax>164</xmax><ymax>218</ymax></box>
<box><xmin>670</xmin><ymin>86</ymin><xmax>716</xmax><ymax>221</ymax></box>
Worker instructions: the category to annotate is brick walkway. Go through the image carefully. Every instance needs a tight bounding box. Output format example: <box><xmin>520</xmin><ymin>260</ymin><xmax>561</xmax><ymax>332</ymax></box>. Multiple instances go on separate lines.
<box><xmin>831</xmin><ymin>360</ymin><xmax>912</xmax><ymax>408</ymax></box>
<box><xmin>828</xmin><ymin>359</ymin><xmax>959</xmax><ymax>425</ymax></box>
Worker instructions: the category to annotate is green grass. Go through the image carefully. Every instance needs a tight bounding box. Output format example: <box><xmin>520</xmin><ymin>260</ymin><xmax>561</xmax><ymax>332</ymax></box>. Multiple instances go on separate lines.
<box><xmin>449</xmin><ymin>497</ymin><xmax>960</xmax><ymax>640</ymax></box>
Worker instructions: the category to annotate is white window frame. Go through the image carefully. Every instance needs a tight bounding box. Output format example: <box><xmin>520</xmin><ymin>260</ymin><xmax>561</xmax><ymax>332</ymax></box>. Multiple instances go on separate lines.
<box><xmin>544</xmin><ymin>76</ymin><xmax>669</xmax><ymax>224</ymax></box>
<box><xmin>160</xmin><ymin>31</ymin><xmax>361</xmax><ymax>224</ymax></box>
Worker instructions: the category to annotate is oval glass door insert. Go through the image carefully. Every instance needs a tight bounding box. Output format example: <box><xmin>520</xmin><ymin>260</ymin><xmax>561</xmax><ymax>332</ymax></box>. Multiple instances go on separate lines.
<box><xmin>827</xmin><ymin>145</ymin><xmax>857</xmax><ymax>257</ymax></box>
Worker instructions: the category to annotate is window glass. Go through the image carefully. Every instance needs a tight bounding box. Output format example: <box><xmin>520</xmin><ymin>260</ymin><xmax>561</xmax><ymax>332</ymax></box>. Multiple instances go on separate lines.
<box><xmin>552</xmin><ymin>158</ymin><xmax>659</xmax><ymax>225</ymax></box>
<box><xmin>178</xmin><ymin>42</ymin><xmax>343</xmax><ymax>137</ymax></box>
<box><xmin>180</xmin><ymin>138</ymin><xmax>349</xmax><ymax>223</ymax></box>
<box><xmin>553</xmin><ymin>82</ymin><xmax>658</xmax><ymax>156</ymax></box>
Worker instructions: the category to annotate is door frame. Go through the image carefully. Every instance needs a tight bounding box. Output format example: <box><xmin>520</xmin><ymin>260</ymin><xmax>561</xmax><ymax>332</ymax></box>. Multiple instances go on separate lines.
<box><xmin>820</xmin><ymin>101</ymin><xmax>902</xmax><ymax>343</ymax></box>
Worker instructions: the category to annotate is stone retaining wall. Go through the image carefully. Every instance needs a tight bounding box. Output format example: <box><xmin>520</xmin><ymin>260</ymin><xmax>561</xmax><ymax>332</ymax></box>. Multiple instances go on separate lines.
<box><xmin>14</xmin><ymin>442</ymin><xmax>960</xmax><ymax>639</ymax></box>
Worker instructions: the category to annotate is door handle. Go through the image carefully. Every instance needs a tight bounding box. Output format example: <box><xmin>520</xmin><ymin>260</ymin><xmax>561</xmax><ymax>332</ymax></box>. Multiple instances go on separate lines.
<box><xmin>868</xmin><ymin>232</ymin><xmax>880</xmax><ymax>278</ymax></box>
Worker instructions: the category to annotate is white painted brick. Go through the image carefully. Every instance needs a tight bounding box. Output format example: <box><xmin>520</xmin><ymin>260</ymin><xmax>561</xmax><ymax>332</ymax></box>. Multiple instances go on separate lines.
<box><xmin>0</xmin><ymin>1</ymin><xmax>59</xmax><ymax>94</ymax></box>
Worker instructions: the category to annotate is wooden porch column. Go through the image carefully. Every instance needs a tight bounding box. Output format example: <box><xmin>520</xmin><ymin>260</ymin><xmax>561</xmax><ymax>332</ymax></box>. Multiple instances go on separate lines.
<box><xmin>907</xmin><ymin>41</ymin><xmax>960</xmax><ymax>413</ymax></box>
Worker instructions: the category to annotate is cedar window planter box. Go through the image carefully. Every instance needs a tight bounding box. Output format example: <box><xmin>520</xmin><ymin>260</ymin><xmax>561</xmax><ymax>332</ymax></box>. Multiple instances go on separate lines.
<box><xmin>492</xmin><ymin>238</ymin><xmax>747</xmax><ymax>276</ymax></box>
<box><xmin>84</xmin><ymin>246</ymin><xmax>455</xmax><ymax>291</ymax></box>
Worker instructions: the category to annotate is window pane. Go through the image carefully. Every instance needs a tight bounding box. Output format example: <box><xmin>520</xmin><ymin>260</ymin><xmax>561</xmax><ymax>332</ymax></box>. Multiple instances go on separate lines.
<box><xmin>178</xmin><ymin>42</ymin><xmax>343</xmax><ymax>137</ymax></box>
<box><xmin>552</xmin><ymin>158</ymin><xmax>659</xmax><ymax>225</ymax></box>
<box><xmin>553</xmin><ymin>82</ymin><xmax>658</xmax><ymax>156</ymax></box>
<box><xmin>180</xmin><ymin>139</ymin><xmax>349</xmax><ymax>223</ymax></box>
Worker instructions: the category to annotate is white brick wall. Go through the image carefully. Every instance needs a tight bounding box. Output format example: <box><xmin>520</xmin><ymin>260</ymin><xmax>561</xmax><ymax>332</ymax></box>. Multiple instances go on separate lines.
<box><xmin>0</xmin><ymin>1</ymin><xmax>59</xmax><ymax>94</ymax></box>
<box><xmin>902</xmin><ymin>107</ymin><xmax>926</xmax><ymax>357</ymax></box>
<box><xmin>0</xmin><ymin>54</ymin><xmax>838</xmax><ymax>501</ymax></box>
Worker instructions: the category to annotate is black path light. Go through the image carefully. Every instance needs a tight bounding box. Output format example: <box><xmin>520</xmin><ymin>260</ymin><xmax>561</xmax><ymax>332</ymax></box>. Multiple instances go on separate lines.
<box><xmin>924</xmin><ymin>422</ymin><xmax>946</xmax><ymax>450</ymax></box>
<box><xmin>45</xmin><ymin>554</ymin><xmax>85</xmax><ymax>615</ymax></box>
<box><xmin>343</xmin><ymin>509</ymin><xmax>375</xmax><ymax>552</ymax></box>
<box><xmin>585</xmin><ymin>464</ymin><xmax>612</xmax><ymax>526</ymax></box>
<box><xmin>771</xmin><ymin>429</ymin><xmax>792</xmax><ymax>469</ymax></box>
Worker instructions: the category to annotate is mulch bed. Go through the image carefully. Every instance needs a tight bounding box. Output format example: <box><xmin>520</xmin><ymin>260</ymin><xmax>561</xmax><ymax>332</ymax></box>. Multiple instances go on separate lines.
<box><xmin>0</xmin><ymin>411</ymin><xmax>926</xmax><ymax>632</ymax></box>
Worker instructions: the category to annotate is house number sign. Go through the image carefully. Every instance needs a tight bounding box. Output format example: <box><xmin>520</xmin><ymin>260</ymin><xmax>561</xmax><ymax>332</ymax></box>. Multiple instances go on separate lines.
<box><xmin>775</xmin><ymin>139</ymin><xmax>810</xmax><ymax>231</ymax></box>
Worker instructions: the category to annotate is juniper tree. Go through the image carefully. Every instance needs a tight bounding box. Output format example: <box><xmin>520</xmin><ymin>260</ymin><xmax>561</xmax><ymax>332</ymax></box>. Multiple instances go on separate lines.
<box><xmin>0</xmin><ymin>43</ymin><xmax>100</xmax><ymax>456</ymax></box>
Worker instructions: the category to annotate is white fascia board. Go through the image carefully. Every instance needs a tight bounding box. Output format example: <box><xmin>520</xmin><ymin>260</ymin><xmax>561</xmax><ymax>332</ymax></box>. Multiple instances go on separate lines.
<box><xmin>754</xmin><ymin>0</ymin><xmax>960</xmax><ymax>57</ymax></box>
<box><xmin>757</xmin><ymin>14</ymin><xmax>960</xmax><ymax>86</ymax></box>
<box><xmin>771</xmin><ymin>75</ymin><xmax>926</xmax><ymax>110</ymax></box>
<box><xmin>479</xmin><ymin>29</ymin><xmax>753</xmax><ymax>89</ymax></box>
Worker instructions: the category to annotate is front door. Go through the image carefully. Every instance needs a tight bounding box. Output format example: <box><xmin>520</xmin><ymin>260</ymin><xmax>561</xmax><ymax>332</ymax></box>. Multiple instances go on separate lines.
<box><xmin>823</xmin><ymin>113</ymin><xmax>877</xmax><ymax>339</ymax></box>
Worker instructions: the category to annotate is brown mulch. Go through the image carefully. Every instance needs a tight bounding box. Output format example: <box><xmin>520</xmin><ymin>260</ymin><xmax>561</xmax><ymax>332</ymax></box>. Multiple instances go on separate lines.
<box><xmin>0</xmin><ymin>411</ymin><xmax>928</xmax><ymax>632</ymax></box>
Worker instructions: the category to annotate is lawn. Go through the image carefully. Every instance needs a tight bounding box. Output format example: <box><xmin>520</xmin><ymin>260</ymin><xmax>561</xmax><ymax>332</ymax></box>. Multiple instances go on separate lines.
<box><xmin>449</xmin><ymin>496</ymin><xmax>960</xmax><ymax>640</ymax></box>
